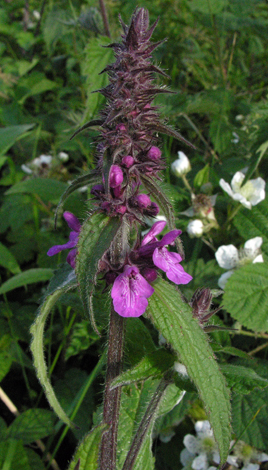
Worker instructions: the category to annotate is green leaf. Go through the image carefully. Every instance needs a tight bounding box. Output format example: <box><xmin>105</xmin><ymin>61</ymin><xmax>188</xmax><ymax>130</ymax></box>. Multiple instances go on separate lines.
<box><xmin>25</xmin><ymin>449</ymin><xmax>46</xmax><ymax>470</ymax></box>
<box><xmin>244</xmin><ymin>140</ymin><xmax>268</xmax><ymax>184</ymax></box>
<box><xmin>125</xmin><ymin>318</ymin><xmax>156</xmax><ymax>365</ymax></box>
<box><xmin>0</xmin><ymin>124</ymin><xmax>35</xmax><ymax>157</ymax></box>
<box><xmin>75</xmin><ymin>212</ymin><xmax>121</xmax><ymax>325</ymax></box>
<box><xmin>6</xmin><ymin>178</ymin><xmax>68</xmax><ymax>204</ymax></box>
<box><xmin>233</xmin><ymin>199</ymin><xmax>268</xmax><ymax>255</ymax></box>
<box><xmin>0</xmin><ymin>269</ymin><xmax>53</xmax><ymax>295</ymax></box>
<box><xmin>111</xmin><ymin>349</ymin><xmax>175</xmax><ymax>389</ymax></box>
<box><xmin>30</xmin><ymin>271</ymin><xmax>77</xmax><ymax>427</ymax></box>
<box><xmin>0</xmin><ymin>352</ymin><xmax>12</xmax><ymax>381</ymax></box>
<box><xmin>193</xmin><ymin>164</ymin><xmax>210</xmax><ymax>188</ymax></box>
<box><xmin>221</xmin><ymin>364</ymin><xmax>268</xmax><ymax>395</ymax></box>
<box><xmin>55</xmin><ymin>172</ymin><xmax>100</xmax><ymax>224</ymax></box>
<box><xmin>5</xmin><ymin>409</ymin><xmax>54</xmax><ymax>444</ymax></box>
<box><xmin>0</xmin><ymin>440</ymin><xmax>31</xmax><ymax>470</ymax></box>
<box><xmin>223</xmin><ymin>263</ymin><xmax>268</xmax><ymax>332</ymax></box>
<box><xmin>0</xmin><ymin>242</ymin><xmax>21</xmax><ymax>274</ymax></box>
<box><xmin>189</xmin><ymin>0</ymin><xmax>229</xmax><ymax>14</ymax></box>
<box><xmin>68</xmin><ymin>424</ymin><xmax>107</xmax><ymax>470</ymax></box>
<box><xmin>231</xmin><ymin>359</ymin><xmax>268</xmax><ymax>450</ymax></box>
<box><xmin>212</xmin><ymin>345</ymin><xmax>251</xmax><ymax>360</ymax></box>
<box><xmin>146</xmin><ymin>278</ymin><xmax>231</xmax><ymax>462</ymax></box>
<box><xmin>82</xmin><ymin>36</ymin><xmax>114</xmax><ymax>120</ymax></box>
<box><xmin>140</xmin><ymin>175</ymin><xmax>175</xmax><ymax>231</ymax></box>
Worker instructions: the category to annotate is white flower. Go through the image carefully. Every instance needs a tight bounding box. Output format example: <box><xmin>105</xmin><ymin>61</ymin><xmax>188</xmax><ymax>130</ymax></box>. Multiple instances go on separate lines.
<box><xmin>181</xmin><ymin>421</ymin><xmax>219</xmax><ymax>470</ymax></box>
<box><xmin>21</xmin><ymin>164</ymin><xmax>33</xmax><ymax>174</ymax></box>
<box><xmin>174</xmin><ymin>362</ymin><xmax>188</xmax><ymax>376</ymax></box>
<box><xmin>215</xmin><ymin>237</ymin><xmax>264</xmax><ymax>289</ymax></box>
<box><xmin>58</xmin><ymin>151</ymin><xmax>69</xmax><ymax>162</ymax></box>
<box><xmin>33</xmin><ymin>10</ymin><xmax>41</xmax><ymax>20</ymax></box>
<box><xmin>187</xmin><ymin>219</ymin><xmax>204</xmax><ymax>238</ymax></box>
<box><xmin>231</xmin><ymin>132</ymin><xmax>239</xmax><ymax>144</ymax></box>
<box><xmin>32</xmin><ymin>154</ymin><xmax>53</xmax><ymax>168</ymax></box>
<box><xmin>219</xmin><ymin>171</ymin><xmax>265</xmax><ymax>209</ymax></box>
<box><xmin>171</xmin><ymin>151</ymin><xmax>191</xmax><ymax>177</ymax></box>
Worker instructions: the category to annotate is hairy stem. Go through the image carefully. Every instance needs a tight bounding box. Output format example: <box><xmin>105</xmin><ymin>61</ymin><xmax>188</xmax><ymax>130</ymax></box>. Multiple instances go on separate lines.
<box><xmin>99</xmin><ymin>307</ymin><xmax>125</xmax><ymax>470</ymax></box>
<box><xmin>122</xmin><ymin>378</ymin><xmax>169</xmax><ymax>470</ymax></box>
<box><xmin>99</xmin><ymin>0</ymin><xmax>111</xmax><ymax>38</ymax></box>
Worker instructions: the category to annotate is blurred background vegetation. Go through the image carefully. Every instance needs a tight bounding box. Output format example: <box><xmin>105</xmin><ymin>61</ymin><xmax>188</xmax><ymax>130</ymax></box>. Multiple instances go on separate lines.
<box><xmin>1</xmin><ymin>0</ymin><xmax>268</xmax><ymax>469</ymax></box>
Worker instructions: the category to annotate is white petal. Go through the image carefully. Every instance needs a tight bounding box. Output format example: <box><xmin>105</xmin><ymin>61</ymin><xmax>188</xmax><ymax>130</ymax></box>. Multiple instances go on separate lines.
<box><xmin>181</xmin><ymin>207</ymin><xmax>195</xmax><ymax>217</ymax></box>
<box><xmin>253</xmin><ymin>254</ymin><xmax>264</xmax><ymax>264</ymax></box>
<box><xmin>258</xmin><ymin>452</ymin><xmax>268</xmax><ymax>462</ymax></box>
<box><xmin>244</xmin><ymin>237</ymin><xmax>263</xmax><ymax>255</ymax></box>
<box><xmin>195</xmin><ymin>421</ymin><xmax>211</xmax><ymax>435</ymax></box>
<box><xmin>219</xmin><ymin>179</ymin><xmax>234</xmax><ymax>198</ymax></box>
<box><xmin>212</xmin><ymin>451</ymin><xmax>220</xmax><ymax>464</ymax></box>
<box><xmin>180</xmin><ymin>448</ymin><xmax>195</xmax><ymax>466</ymax></box>
<box><xmin>241</xmin><ymin>463</ymin><xmax>259</xmax><ymax>470</ymax></box>
<box><xmin>187</xmin><ymin>220</ymin><xmax>204</xmax><ymax>238</ymax></box>
<box><xmin>183</xmin><ymin>434</ymin><xmax>199</xmax><ymax>454</ymax></box>
<box><xmin>218</xmin><ymin>270</ymin><xmax>234</xmax><ymax>289</ymax></box>
<box><xmin>227</xmin><ymin>455</ymin><xmax>239</xmax><ymax>466</ymax></box>
<box><xmin>192</xmin><ymin>453</ymin><xmax>208</xmax><ymax>470</ymax></box>
<box><xmin>174</xmin><ymin>362</ymin><xmax>188</xmax><ymax>376</ymax></box>
<box><xmin>231</xmin><ymin>172</ymin><xmax>245</xmax><ymax>192</ymax></box>
<box><xmin>248</xmin><ymin>178</ymin><xmax>266</xmax><ymax>206</ymax></box>
<box><xmin>215</xmin><ymin>245</ymin><xmax>239</xmax><ymax>269</ymax></box>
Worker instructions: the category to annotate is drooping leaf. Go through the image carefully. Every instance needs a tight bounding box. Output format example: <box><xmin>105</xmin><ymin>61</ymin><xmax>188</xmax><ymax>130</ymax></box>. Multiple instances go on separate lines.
<box><xmin>0</xmin><ymin>269</ymin><xmax>53</xmax><ymax>295</ymax></box>
<box><xmin>0</xmin><ymin>242</ymin><xmax>21</xmax><ymax>274</ymax></box>
<box><xmin>220</xmin><ymin>364</ymin><xmax>268</xmax><ymax>395</ymax></box>
<box><xmin>5</xmin><ymin>409</ymin><xmax>55</xmax><ymax>444</ymax></box>
<box><xmin>0</xmin><ymin>124</ymin><xmax>35</xmax><ymax>156</ymax></box>
<box><xmin>68</xmin><ymin>424</ymin><xmax>107</xmax><ymax>470</ymax></box>
<box><xmin>223</xmin><ymin>263</ymin><xmax>268</xmax><ymax>332</ymax></box>
<box><xmin>75</xmin><ymin>212</ymin><xmax>121</xmax><ymax>327</ymax></box>
<box><xmin>6</xmin><ymin>178</ymin><xmax>68</xmax><ymax>204</ymax></box>
<box><xmin>111</xmin><ymin>349</ymin><xmax>175</xmax><ymax>389</ymax></box>
<box><xmin>233</xmin><ymin>199</ymin><xmax>268</xmax><ymax>256</ymax></box>
<box><xmin>30</xmin><ymin>270</ymin><xmax>77</xmax><ymax>427</ymax></box>
<box><xmin>146</xmin><ymin>278</ymin><xmax>231</xmax><ymax>462</ymax></box>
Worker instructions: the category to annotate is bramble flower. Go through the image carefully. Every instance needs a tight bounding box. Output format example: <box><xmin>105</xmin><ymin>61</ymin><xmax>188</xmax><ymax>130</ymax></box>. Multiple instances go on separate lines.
<box><xmin>187</xmin><ymin>219</ymin><xmax>204</xmax><ymax>238</ymax></box>
<box><xmin>111</xmin><ymin>265</ymin><xmax>154</xmax><ymax>317</ymax></box>
<box><xmin>215</xmin><ymin>237</ymin><xmax>263</xmax><ymax>289</ymax></box>
<box><xmin>219</xmin><ymin>172</ymin><xmax>265</xmax><ymax>209</ymax></box>
<box><xmin>47</xmin><ymin>212</ymin><xmax>81</xmax><ymax>268</ymax></box>
<box><xmin>171</xmin><ymin>151</ymin><xmax>191</xmax><ymax>177</ymax></box>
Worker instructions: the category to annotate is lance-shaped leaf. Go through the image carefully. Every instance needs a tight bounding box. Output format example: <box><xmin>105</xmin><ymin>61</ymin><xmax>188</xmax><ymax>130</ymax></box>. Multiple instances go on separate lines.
<box><xmin>111</xmin><ymin>349</ymin><xmax>175</xmax><ymax>389</ymax></box>
<box><xmin>55</xmin><ymin>171</ymin><xmax>101</xmax><ymax>226</ymax></box>
<box><xmin>220</xmin><ymin>364</ymin><xmax>268</xmax><ymax>395</ymax></box>
<box><xmin>30</xmin><ymin>268</ymin><xmax>77</xmax><ymax>427</ymax></box>
<box><xmin>140</xmin><ymin>175</ymin><xmax>175</xmax><ymax>230</ymax></box>
<box><xmin>68</xmin><ymin>423</ymin><xmax>107</xmax><ymax>470</ymax></box>
<box><xmin>75</xmin><ymin>212</ymin><xmax>121</xmax><ymax>327</ymax></box>
<box><xmin>146</xmin><ymin>278</ymin><xmax>231</xmax><ymax>463</ymax></box>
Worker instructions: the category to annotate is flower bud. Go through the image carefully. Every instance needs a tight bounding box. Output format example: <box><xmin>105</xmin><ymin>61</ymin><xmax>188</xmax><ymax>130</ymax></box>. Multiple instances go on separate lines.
<box><xmin>190</xmin><ymin>288</ymin><xmax>212</xmax><ymax>318</ymax></box>
<box><xmin>142</xmin><ymin>268</ymin><xmax>158</xmax><ymax>282</ymax></box>
<box><xmin>147</xmin><ymin>146</ymin><xmax>161</xmax><ymax>160</ymax></box>
<box><xmin>171</xmin><ymin>151</ymin><xmax>191</xmax><ymax>177</ymax></box>
<box><xmin>90</xmin><ymin>184</ymin><xmax>104</xmax><ymax>197</ymax></box>
<box><xmin>187</xmin><ymin>219</ymin><xmax>204</xmax><ymax>238</ymax></box>
<box><xmin>150</xmin><ymin>202</ymin><xmax>159</xmax><ymax>216</ymax></box>
<box><xmin>58</xmin><ymin>151</ymin><xmax>69</xmax><ymax>162</ymax></box>
<box><xmin>122</xmin><ymin>155</ymin><xmax>134</xmax><ymax>168</ymax></box>
<box><xmin>109</xmin><ymin>165</ymin><xmax>124</xmax><ymax>188</ymax></box>
<box><xmin>136</xmin><ymin>194</ymin><xmax>152</xmax><ymax>208</ymax></box>
<box><xmin>116</xmin><ymin>123</ymin><xmax>127</xmax><ymax>132</ymax></box>
<box><xmin>116</xmin><ymin>205</ymin><xmax>127</xmax><ymax>214</ymax></box>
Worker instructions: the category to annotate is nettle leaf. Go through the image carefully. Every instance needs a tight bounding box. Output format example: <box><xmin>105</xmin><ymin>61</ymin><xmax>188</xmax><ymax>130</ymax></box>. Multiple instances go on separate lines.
<box><xmin>0</xmin><ymin>439</ymin><xmax>31</xmax><ymax>470</ymax></box>
<box><xmin>146</xmin><ymin>278</ymin><xmax>231</xmax><ymax>462</ymax></box>
<box><xmin>111</xmin><ymin>349</ymin><xmax>175</xmax><ymax>389</ymax></box>
<box><xmin>125</xmin><ymin>317</ymin><xmax>156</xmax><ymax>365</ymax></box>
<box><xmin>220</xmin><ymin>364</ymin><xmax>268</xmax><ymax>395</ymax></box>
<box><xmin>0</xmin><ymin>268</ymin><xmax>53</xmax><ymax>295</ymax></box>
<box><xmin>5</xmin><ymin>409</ymin><xmax>54</xmax><ymax>444</ymax></box>
<box><xmin>55</xmin><ymin>171</ymin><xmax>100</xmax><ymax>224</ymax></box>
<box><xmin>75</xmin><ymin>212</ymin><xmax>121</xmax><ymax>327</ymax></box>
<box><xmin>6</xmin><ymin>178</ymin><xmax>68</xmax><ymax>204</ymax></box>
<box><xmin>223</xmin><ymin>263</ymin><xmax>268</xmax><ymax>333</ymax></box>
<box><xmin>231</xmin><ymin>359</ymin><xmax>268</xmax><ymax>450</ymax></box>
<box><xmin>0</xmin><ymin>124</ymin><xmax>35</xmax><ymax>156</ymax></box>
<box><xmin>68</xmin><ymin>424</ymin><xmax>107</xmax><ymax>470</ymax></box>
<box><xmin>233</xmin><ymin>199</ymin><xmax>268</xmax><ymax>256</ymax></box>
<box><xmin>30</xmin><ymin>269</ymin><xmax>77</xmax><ymax>426</ymax></box>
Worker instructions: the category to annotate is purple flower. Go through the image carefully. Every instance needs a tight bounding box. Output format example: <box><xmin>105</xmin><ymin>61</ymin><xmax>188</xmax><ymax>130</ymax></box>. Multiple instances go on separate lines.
<box><xmin>109</xmin><ymin>165</ymin><xmax>124</xmax><ymax>188</ymax></box>
<box><xmin>147</xmin><ymin>146</ymin><xmax>162</xmax><ymax>160</ymax></box>
<box><xmin>139</xmin><ymin>221</ymin><xmax>192</xmax><ymax>285</ymax></box>
<box><xmin>47</xmin><ymin>211</ymin><xmax>81</xmax><ymax>268</ymax></box>
<box><xmin>111</xmin><ymin>265</ymin><xmax>154</xmax><ymax>317</ymax></box>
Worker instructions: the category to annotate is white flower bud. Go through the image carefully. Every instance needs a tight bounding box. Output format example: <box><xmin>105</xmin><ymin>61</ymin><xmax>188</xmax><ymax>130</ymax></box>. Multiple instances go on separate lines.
<box><xmin>171</xmin><ymin>151</ymin><xmax>191</xmax><ymax>177</ymax></box>
<box><xmin>58</xmin><ymin>151</ymin><xmax>69</xmax><ymax>162</ymax></box>
<box><xmin>187</xmin><ymin>219</ymin><xmax>204</xmax><ymax>238</ymax></box>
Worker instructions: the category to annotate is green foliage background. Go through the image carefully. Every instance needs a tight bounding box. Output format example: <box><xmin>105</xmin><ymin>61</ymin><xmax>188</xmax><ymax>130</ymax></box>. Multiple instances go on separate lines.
<box><xmin>0</xmin><ymin>0</ymin><xmax>268</xmax><ymax>468</ymax></box>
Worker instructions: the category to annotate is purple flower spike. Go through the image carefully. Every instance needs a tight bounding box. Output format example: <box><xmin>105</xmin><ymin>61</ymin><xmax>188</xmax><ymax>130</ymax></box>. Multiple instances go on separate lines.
<box><xmin>47</xmin><ymin>211</ymin><xmax>81</xmax><ymax>268</ymax></box>
<box><xmin>111</xmin><ymin>265</ymin><xmax>154</xmax><ymax>317</ymax></box>
<box><xmin>153</xmin><ymin>248</ymin><xmax>192</xmax><ymax>285</ymax></box>
<box><xmin>110</xmin><ymin>165</ymin><xmax>124</xmax><ymax>188</ymax></box>
<box><xmin>147</xmin><ymin>146</ymin><xmax>161</xmax><ymax>160</ymax></box>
